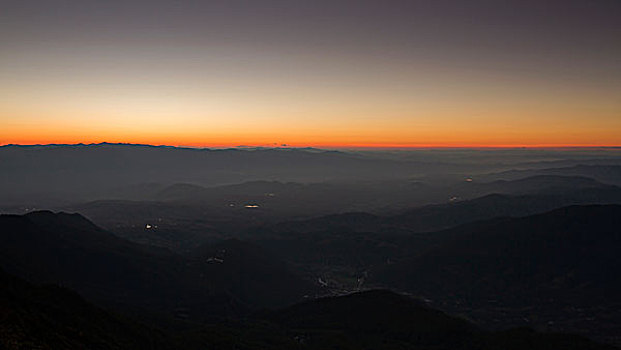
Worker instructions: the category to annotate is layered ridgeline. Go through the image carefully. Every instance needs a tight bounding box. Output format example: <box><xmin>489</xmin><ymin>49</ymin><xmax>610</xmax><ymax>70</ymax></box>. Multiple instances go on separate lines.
<box><xmin>0</xmin><ymin>211</ymin><xmax>316</xmax><ymax>321</ymax></box>
<box><xmin>482</xmin><ymin>165</ymin><xmax>621</xmax><ymax>186</ymax></box>
<box><xmin>374</xmin><ymin>205</ymin><xmax>621</xmax><ymax>344</ymax></box>
<box><xmin>63</xmin><ymin>175</ymin><xmax>621</xmax><ymax>252</ymax></box>
<box><xmin>3</xmin><ymin>143</ymin><xmax>621</xmax><ymax>215</ymax></box>
<box><xmin>2</xmin><ymin>206</ymin><xmax>619</xmax><ymax>345</ymax></box>
<box><xmin>0</xmin><ymin>143</ymin><xmax>457</xmax><ymax>205</ymax></box>
<box><xmin>0</xmin><ymin>269</ymin><xmax>614</xmax><ymax>350</ymax></box>
<box><xmin>246</xmin><ymin>189</ymin><xmax>621</xmax><ymax>282</ymax></box>
<box><xmin>244</xmin><ymin>204</ymin><xmax>621</xmax><ymax>345</ymax></box>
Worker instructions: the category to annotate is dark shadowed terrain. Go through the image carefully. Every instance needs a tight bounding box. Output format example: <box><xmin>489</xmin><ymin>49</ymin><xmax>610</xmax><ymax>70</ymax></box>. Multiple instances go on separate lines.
<box><xmin>2</xmin><ymin>144</ymin><xmax>621</xmax><ymax>348</ymax></box>
<box><xmin>1</xmin><ymin>269</ymin><xmax>615</xmax><ymax>350</ymax></box>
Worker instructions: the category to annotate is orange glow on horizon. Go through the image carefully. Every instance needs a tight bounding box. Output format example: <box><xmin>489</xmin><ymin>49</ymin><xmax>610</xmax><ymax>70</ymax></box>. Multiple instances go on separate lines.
<box><xmin>2</xmin><ymin>137</ymin><xmax>620</xmax><ymax>150</ymax></box>
<box><xmin>3</xmin><ymin>111</ymin><xmax>621</xmax><ymax>149</ymax></box>
<box><xmin>2</xmin><ymin>2</ymin><xmax>620</xmax><ymax>154</ymax></box>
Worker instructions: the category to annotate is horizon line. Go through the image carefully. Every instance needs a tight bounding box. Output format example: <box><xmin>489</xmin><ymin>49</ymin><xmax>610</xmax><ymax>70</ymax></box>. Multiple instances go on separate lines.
<box><xmin>2</xmin><ymin>142</ymin><xmax>621</xmax><ymax>150</ymax></box>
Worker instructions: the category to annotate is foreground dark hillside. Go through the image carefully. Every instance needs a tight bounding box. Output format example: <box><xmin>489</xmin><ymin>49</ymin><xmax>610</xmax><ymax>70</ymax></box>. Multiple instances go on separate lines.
<box><xmin>0</xmin><ymin>268</ymin><xmax>171</xmax><ymax>350</ymax></box>
<box><xmin>375</xmin><ymin>205</ymin><xmax>621</xmax><ymax>344</ymax></box>
<box><xmin>0</xmin><ymin>211</ymin><xmax>315</xmax><ymax>321</ymax></box>
<box><xmin>258</xmin><ymin>290</ymin><xmax>615</xmax><ymax>350</ymax></box>
<box><xmin>2</xmin><ymin>200</ymin><xmax>621</xmax><ymax>347</ymax></box>
<box><xmin>247</xmin><ymin>204</ymin><xmax>621</xmax><ymax>345</ymax></box>
<box><xmin>1</xmin><ymin>270</ymin><xmax>614</xmax><ymax>350</ymax></box>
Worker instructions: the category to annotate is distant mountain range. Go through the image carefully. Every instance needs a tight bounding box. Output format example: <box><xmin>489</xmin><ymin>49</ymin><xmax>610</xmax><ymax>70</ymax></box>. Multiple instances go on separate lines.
<box><xmin>0</xmin><ymin>143</ymin><xmax>447</xmax><ymax>204</ymax></box>
<box><xmin>484</xmin><ymin>165</ymin><xmax>621</xmax><ymax>186</ymax></box>
<box><xmin>4</xmin><ymin>143</ymin><xmax>621</xmax><ymax>207</ymax></box>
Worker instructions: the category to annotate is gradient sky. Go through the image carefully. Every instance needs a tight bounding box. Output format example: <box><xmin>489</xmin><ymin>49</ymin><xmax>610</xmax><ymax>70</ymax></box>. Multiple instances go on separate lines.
<box><xmin>1</xmin><ymin>0</ymin><xmax>620</xmax><ymax>147</ymax></box>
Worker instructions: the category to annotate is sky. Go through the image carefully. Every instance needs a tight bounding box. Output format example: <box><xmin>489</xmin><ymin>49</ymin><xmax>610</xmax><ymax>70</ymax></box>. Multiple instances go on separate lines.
<box><xmin>1</xmin><ymin>0</ymin><xmax>620</xmax><ymax>147</ymax></box>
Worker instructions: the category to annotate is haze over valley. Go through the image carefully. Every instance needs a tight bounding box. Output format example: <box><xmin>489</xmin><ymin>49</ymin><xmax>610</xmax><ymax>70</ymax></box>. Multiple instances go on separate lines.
<box><xmin>2</xmin><ymin>144</ymin><xmax>621</xmax><ymax>348</ymax></box>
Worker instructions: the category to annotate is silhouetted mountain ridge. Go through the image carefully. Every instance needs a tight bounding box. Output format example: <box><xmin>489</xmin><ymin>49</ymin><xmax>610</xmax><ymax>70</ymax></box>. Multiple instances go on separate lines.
<box><xmin>486</xmin><ymin>164</ymin><xmax>621</xmax><ymax>186</ymax></box>
<box><xmin>0</xmin><ymin>211</ymin><xmax>314</xmax><ymax>320</ymax></box>
<box><xmin>2</xmin><ymin>271</ymin><xmax>613</xmax><ymax>350</ymax></box>
<box><xmin>0</xmin><ymin>267</ymin><xmax>172</xmax><ymax>350</ymax></box>
<box><xmin>375</xmin><ymin>204</ymin><xmax>621</xmax><ymax>344</ymax></box>
<box><xmin>257</xmin><ymin>289</ymin><xmax>614</xmax><ymax>350</ymax></box>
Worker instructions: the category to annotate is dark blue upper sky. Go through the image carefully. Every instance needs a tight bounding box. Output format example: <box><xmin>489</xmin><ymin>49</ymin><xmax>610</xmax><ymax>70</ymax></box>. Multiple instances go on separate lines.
<box><xmin>1</xmin><ymin>0</ymin><xmax>620</xmax><ymax>147</ymax></box>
